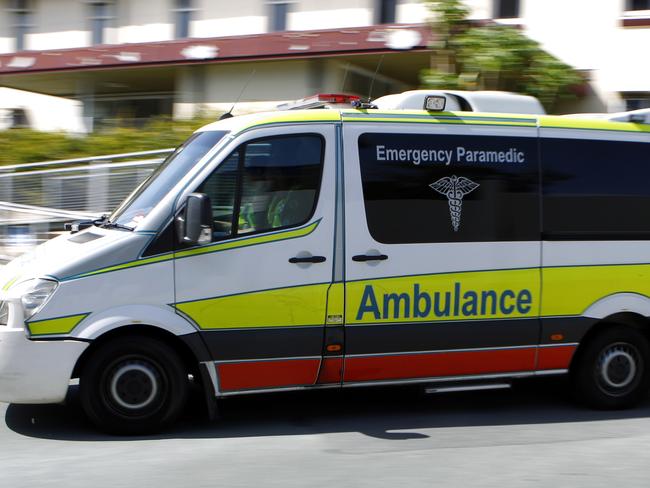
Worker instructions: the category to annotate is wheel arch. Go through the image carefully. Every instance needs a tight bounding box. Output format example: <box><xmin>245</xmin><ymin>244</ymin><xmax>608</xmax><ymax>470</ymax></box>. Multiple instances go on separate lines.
<box><xmin>582</xmin><ymin>292</ymin><xmax>650</xmax><ymax>320</ymax></box>
<box><xmin>69</xmin><ymin>304</ymin><xmax>218</xmax><ymax>419</ymax></box>
<box><xmin>71</xmin><ymin>324</ymin><xmax>210</xmax><ymax>380</ymax></box>
<box><xmin>569</xmin><ymin>311</ymin><xmax>650</xmax><ymax>372</ymax></box>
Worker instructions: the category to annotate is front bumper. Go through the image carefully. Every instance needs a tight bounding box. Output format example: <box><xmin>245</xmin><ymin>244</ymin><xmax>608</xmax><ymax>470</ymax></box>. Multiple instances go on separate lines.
<box><xmin>0</xmin><ymin>295</ymin><xmax>88</xmax><ymax>404</ymax></box>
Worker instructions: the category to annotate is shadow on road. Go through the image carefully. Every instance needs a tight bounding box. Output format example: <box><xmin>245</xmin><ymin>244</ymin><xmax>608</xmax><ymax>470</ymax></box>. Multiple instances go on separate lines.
<box><xmin>5</xmin><ymin>378</ymin><xmax>650</xmax><ymax>442</ymax></box>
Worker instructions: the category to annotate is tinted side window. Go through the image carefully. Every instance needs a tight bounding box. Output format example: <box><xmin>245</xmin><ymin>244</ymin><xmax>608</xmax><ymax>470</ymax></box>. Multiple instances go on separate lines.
<box><xmin>542</xmin><ymin>138</ymin><xmax>650</xmax><ymax>236</ymax></box>
<box><xmin>199</xmin><ymin>151</ymin><xmax>239</xmax><ymax>238</ymax></box>
<box><xmin>198</xmin><ymin>134</ymin><xmax>324</xmax><ymax>241</ymax></box>
<box><xmin>238</xmin><ymin>135</ymin><xmax>323</xmax><ymax>234</ymax></box>
<box><xmin>358</xmin><ymin>132</ymin><xmax>539</xmax><ymax>244</ymax></box>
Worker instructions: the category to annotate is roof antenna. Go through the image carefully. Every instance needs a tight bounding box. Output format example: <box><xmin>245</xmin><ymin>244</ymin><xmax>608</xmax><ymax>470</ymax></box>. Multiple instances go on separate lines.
<box><xmin>367</xmin><ymin>54</ymin><xmax>385</xmax><ymax>101</ymax></box>
<box><xmin>220</xmin><ymin>69</ymin><xmax>256</xmax><ymax>120</ymax></box>
<box><xmin>351</xmin><ymin>55</ymin><xmax>383</xmax><ymax>110</ymax></box>
<box><xmin>340</xmin><ymin>62</ymin><xmax>350</xmax><ymax>93</ymax></box>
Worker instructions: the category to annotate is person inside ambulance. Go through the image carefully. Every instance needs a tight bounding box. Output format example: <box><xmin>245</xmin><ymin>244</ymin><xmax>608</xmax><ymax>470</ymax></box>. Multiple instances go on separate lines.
<box><xmin>198</xmin><ymin>134</ymin><xmax>321</xmax><ymax>241</ymax></box>
<box><xmin>238</xmin><ymin>139</ymin><xmax>315</xmax><ymax>233</ymax></box>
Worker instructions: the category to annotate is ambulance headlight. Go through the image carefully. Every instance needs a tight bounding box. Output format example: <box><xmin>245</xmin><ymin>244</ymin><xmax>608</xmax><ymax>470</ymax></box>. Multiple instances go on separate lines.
<box><xmin>12</xmin><ymin>279</ymin><xmax>59</xmax><ymax>320</ymax></box>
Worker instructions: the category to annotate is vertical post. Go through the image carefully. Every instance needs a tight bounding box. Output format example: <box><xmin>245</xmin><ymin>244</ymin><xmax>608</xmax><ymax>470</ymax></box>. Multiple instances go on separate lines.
<box><xmin>0</xmin><ymin>168</ymin><xmax>14</xmax><ymax>205</ymax></box>
<box><xmin>87</xmin><ymin>160</ymin><xmax>109</xmax><ymax>214</ymax></box>
<box><xmin>77</xmin><ymin>78</ymin><xmax>95</xmax><ymax>133</ymax></box>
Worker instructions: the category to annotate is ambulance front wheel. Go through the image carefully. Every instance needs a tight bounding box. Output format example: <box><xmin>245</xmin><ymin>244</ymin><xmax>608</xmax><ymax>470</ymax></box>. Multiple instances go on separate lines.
<box><xmin>571</xmin><ymin>325</ymin><xmax>650</xmax><ymax>409</ymax></box>
<box><xmin>80</xmin><ymin>335</ymin><xmax>189</xmax><ymax>434</ymax></box>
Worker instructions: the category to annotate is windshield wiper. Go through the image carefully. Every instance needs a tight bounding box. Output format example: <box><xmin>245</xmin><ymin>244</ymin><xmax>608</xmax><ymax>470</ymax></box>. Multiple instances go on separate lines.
<box><xmin>93</xmin><ymin>215</ymin><xmax>134</xmax><ymax>232</ymax></box>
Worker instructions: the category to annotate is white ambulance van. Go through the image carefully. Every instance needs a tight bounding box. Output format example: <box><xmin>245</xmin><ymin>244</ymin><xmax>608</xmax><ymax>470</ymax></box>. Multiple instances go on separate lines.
<box><xmin>1</xmin><ymin>100</ymin><xmax>650</xmax><ymax>434</ymax></box>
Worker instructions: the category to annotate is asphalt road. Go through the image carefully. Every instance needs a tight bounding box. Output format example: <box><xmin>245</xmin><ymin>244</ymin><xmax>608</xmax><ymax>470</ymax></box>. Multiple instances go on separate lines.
<box><xmin>1</xmin><ymin>378</ymin><xmax>650</xmax><ymax>488</ymax></box>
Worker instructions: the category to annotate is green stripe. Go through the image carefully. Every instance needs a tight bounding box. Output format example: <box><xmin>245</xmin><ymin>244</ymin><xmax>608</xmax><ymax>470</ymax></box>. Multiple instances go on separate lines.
<box><xmin>540</xmin><ymin>115</ymin><xmax>650</xmax><ymax>133</ymax></box>
<box><xmin>68</xmin><ymin>220</ymin><xmax>320</xmax><ymax>280</ymax></box>
<box><xmin>233</xmin><ymin>119</ymin><xmax>335</xmax><ymax>137</ymax></box>
<box><xmin>2</xmin><ymin>275</ymin><xmax>20</xmax><ymax>291</ymax></box>
<box><xmin>341</xmin><ymin>112</ymin><xmax>537</xmax><ymax>127</ymax></box>
<box><xmin>233</xmin><ymin>111</ymin><xmax>340</xmax><ymax>135</ymax></box>
<box><xmin>343</xmin><ymin>111</ymin><xmax>537</xmax><ymax>124</ymax></box>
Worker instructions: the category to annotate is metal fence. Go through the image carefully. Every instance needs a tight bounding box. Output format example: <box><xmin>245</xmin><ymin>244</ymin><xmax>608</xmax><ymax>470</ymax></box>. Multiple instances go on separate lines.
<box><xmin>0</xmin><ymin>148</ymin><xmax>174</xmax><ymax>263</ymax></box>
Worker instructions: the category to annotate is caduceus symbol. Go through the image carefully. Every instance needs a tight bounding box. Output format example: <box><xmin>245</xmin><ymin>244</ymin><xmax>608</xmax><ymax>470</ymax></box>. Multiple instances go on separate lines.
<box><xmin>430</xmin><ymin>175</ymin><xmax>480</xmax><ymax>232</ymax></box>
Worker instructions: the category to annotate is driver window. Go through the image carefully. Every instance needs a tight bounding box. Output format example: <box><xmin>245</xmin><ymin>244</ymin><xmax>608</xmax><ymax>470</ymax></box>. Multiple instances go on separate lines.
<box><xmin>199</xmin><ymin>150</ymin><xmax>239</xmax><ymax>239</ymax></box>
<box><xmin>197</xmin><ymin>133</ymin><xmax>323</xmax><ymax>241</ymax></box>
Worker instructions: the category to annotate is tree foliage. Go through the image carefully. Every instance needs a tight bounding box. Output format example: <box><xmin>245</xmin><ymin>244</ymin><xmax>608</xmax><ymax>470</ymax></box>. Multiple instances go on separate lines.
<box><xmin>420</xmin><ymin>0</ymin><xmax>583</xmax><ymax>111</ymax></box>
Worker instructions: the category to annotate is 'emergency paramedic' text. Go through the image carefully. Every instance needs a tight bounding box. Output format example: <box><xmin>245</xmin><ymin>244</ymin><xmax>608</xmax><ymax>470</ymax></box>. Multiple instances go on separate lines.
<box><xmin>375</xmin><ymin>145</ymin><xmax>526</xmax><ymax>166</ymax></box>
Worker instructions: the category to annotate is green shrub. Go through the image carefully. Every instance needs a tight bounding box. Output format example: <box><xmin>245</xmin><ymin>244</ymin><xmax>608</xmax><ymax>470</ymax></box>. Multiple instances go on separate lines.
<box><xmin>0</xmin><ymin>116</ymin><xmax>218</xmax><ymax>166</ymax></box>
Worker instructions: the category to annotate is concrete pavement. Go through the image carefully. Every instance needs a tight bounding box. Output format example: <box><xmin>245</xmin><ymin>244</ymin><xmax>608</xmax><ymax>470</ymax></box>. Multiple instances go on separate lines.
<box><xmin>1</xmin><ymin>379</ymin><xmax>649</xmax><ymax>487</ymax></box>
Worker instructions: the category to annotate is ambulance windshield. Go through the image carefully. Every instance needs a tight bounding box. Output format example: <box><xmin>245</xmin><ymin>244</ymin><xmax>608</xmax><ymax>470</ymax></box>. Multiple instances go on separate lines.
<box><xmin>110</xmin><ymin>130</ymin><xmax>228</xmax><ymax>228</ymax></box>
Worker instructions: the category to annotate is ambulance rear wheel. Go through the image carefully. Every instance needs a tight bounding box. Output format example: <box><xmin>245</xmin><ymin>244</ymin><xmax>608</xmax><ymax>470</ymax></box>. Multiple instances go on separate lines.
<box><xmin>571</xmin><ymin>325</ymin><xmax>650</xmax><ymax>409</ymax></box>
<box><xmin>80</xmin><ymin>335</ymin><xmax>188</xmax><ymax>434</ymax></box>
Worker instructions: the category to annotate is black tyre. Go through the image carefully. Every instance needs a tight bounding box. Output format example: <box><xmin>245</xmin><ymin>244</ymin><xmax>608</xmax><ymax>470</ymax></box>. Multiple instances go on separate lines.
<box><xmin>571</xmin><ymin>325</ymin><xmax>650</xmax><ymax>409</ymax></box>
<box><xmin>80</xmin><ymin>335</ymin><xmax>189</xmax><ymax>435</ymax></box>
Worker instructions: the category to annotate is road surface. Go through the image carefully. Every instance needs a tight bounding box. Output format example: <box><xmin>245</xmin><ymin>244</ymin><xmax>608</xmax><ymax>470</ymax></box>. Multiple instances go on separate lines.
<box><xmin>1</xmin><ymin>379</ymin><xmax>649</xmax><ymax>487</ymax></box>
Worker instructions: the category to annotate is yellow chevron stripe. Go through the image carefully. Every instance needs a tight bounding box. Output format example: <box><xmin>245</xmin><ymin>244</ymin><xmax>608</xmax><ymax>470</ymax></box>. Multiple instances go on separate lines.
<box><xmin>542</xmin><ymin>264</ymin><xmax>650</xmax><ymax>317</ymax></box>
<box><xmin>176</xmin><ymin>283</ymin><xmax>329</xmax><ymax>329</ymax></box>
<box><xmin>27</xmin><ymin>313</ymin><xmax>88</xmax><ymax>336</ymax></box>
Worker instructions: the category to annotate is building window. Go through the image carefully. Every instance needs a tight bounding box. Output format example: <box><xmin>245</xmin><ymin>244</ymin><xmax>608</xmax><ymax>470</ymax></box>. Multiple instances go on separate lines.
<box><xmin>174</xmin><ymin>0</ymin><xmax>193</xmax><ymax>39</ymax></box>
<box><xmin>10</xmin><ymin>108</ymin><xmax>30</xmax><ymax>128</ymax></box>
<box><xmin>493</xmin><ymin>0</ymin><xmax>520</xmax><ymax>19</ymax></box>
<box><xmin>376</xmin><ymin>0</ymin><xmax>397</xmax><ymax>24</ymax></box>
<box><xmin>269</xmin><ymin>2</ymin><xmax>290</xmax><ymax>32</ymax></box>
<box><xmin>624</xmin><ymin>94</ymin><xmax>650</xmax><ymax>111</ymax></box>
<box><xmin>89</xmin><ymin>1</ymin><xmax>114</xmax><ymax>45</ymax></box>
<box><xmin>626</xmin><ymin>0</ymin><xmax>650</xmax><ymax>10</ymax></box>
<box><xmin>8</xmin><ymin>0</ymin><xmax>32</xmax><ymax>52</ymax></box>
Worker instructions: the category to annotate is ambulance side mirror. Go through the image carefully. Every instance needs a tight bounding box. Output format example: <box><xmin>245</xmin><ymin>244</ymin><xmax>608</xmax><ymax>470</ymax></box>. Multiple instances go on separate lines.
<box><xmin>176</xmin><ymin>193</ymin><xmax>213</xmax><ymax>246</ymax></box>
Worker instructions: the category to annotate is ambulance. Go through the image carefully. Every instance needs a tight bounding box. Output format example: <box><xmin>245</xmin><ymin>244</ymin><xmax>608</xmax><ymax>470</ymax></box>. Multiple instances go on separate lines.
<box><xmin>1</xmin><ymin>94</ymin><xmax>650</xmax><ymax>434</ymax></box>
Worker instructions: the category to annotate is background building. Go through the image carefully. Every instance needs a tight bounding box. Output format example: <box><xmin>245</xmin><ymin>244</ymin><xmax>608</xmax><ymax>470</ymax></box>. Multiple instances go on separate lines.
<box><xmin>0</xmin><ymin>0</ymin><xmax>649</xmax><ymax>132</ymax></box>
<box><xmin>474</xmin><ymin>0</ymin><xmax>650</xmax><ymax>113</ymax></box>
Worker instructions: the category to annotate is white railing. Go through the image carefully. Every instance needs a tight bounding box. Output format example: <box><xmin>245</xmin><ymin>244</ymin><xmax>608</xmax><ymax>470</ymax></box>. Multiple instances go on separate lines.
<box><xmin>0</xmin><ymin>148</ymin><xmax>175</xmax><ymax>263</ymax></box>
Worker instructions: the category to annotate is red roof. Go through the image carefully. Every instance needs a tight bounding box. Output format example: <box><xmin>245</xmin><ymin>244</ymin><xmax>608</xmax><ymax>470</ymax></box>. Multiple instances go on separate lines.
<box><xmin>0</xmin><ymin>24</ymin><xmax>433</xmax><ymax>75</ymax></box>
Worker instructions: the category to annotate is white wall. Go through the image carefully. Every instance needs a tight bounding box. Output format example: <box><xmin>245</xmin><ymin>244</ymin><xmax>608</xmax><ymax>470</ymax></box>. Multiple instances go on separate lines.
<box><xmin>0</xmin><ymin>0</ymin><xmax>12</xmax><ymax>54</ymax></box>
<box><xmin>116</xmin><ymin>0</ymin><xmax>174</xmax><ymax>43</ymax></box>
<box><xmin>28</xmin><ymin>0</ymin><xmax>88</xmax><ymax>50</ymax></box>
<box><xmin>397</xmin><ymin>1</ymin><xmax>429</xmax><ymax>24</ymax></box>
<box><xmin>288</xmin><ymin>0</ymin><xmax>373</xmax><ymax>30</ymax></box>
<box><xmin>0</xmin><ymin>87</ymin><xmax>85</xmax><ymax>133</ymax></box>
<box><xmin>192</xmin><ymin>0</ymin><xmax>265</xmax><ymax>37</ymax></box>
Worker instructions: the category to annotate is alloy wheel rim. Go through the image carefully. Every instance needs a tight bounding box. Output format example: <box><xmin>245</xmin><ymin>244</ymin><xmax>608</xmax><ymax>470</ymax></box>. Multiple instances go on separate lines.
<box><xmin>108</xmin><ymin>360</ymin><xmax>161</xmax><ymax>411</ymax></box>
<box><xmin>595</xmin><ymin>342</ymin><xmax>641</xmax><ymax>395</ymax></box>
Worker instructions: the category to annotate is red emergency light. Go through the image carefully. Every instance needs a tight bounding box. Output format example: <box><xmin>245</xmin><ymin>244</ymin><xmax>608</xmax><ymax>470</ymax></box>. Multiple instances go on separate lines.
<box><xmin>277</xmin><ymin>93</ymin><xmax>361</xmax><ymax>110</ymax></box>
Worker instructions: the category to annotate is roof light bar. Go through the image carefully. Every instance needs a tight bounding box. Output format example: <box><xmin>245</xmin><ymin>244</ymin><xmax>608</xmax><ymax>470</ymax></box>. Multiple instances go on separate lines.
<box><xmin>277</xmin><ymin>93</ymin><xmax>361</xmax><ymax>110</ymax></box>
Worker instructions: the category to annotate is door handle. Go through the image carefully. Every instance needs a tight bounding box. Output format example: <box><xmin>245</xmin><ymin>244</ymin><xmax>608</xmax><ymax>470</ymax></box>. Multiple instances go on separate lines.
<box><xmin>289</xmin><ymin>256</ymin><xmax>327</xmax><ymax>264</ymax></box>
<box><xmin>352</xmin><ymin>254</ymin><xmax>388</xmax><ymax>262</ymax></box>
